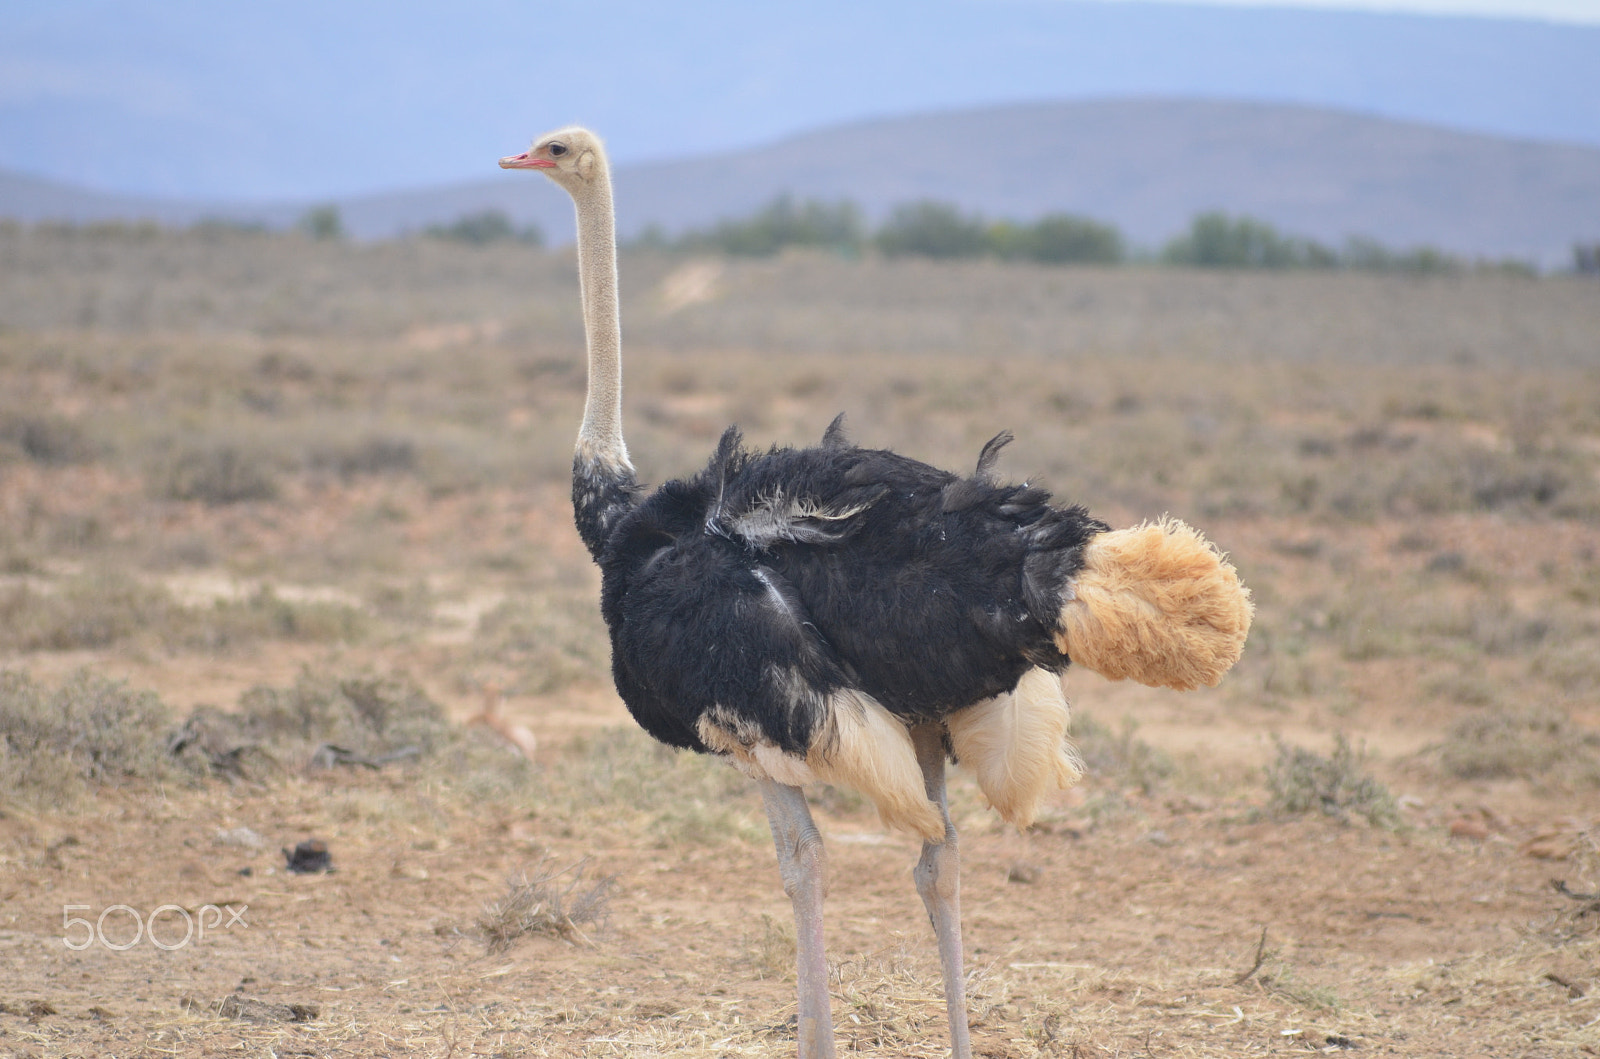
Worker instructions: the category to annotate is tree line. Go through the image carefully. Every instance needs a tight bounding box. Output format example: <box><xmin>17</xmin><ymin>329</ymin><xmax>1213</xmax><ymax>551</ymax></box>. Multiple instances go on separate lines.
<box><xmin>629</xmin><ymin>196</ymin><xmax>1553</xmax><ymax>275</ymax></box>
<box><xmin>16</xmin><ymin>202</ymin><xmax>1589</xmax><ymax>275</ymax></box>
<box><xmin>630</xmin><ymin>197</ymin><xmax>1126</xmax><ymax>266</ymax></box>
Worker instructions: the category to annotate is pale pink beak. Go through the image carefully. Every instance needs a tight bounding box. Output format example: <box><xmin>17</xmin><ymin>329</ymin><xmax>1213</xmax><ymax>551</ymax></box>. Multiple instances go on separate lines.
<box><xmin>499</xmin><ymin>150</ymin><xmax>556</xmax><ymax>170</ymax></box>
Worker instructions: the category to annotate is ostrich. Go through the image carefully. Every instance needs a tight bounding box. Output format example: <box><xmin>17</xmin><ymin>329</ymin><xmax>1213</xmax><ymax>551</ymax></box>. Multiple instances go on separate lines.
<box><xmin>501</xmin><ymin>127</ymin><xmax>1252</xmax><ymax>1059</ymax></box>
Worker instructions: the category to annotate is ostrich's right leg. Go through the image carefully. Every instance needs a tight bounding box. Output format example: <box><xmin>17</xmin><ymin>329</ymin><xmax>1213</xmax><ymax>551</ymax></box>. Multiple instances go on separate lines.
<box><xmin>911</xmin><ymin>722</ymin><xmax>973</xmax><ymax>1059</ymax></box>
<box><xmin>758</xmin><ymin>778</ymin><xmax>836</xmax><ymax>1059</ymax></box>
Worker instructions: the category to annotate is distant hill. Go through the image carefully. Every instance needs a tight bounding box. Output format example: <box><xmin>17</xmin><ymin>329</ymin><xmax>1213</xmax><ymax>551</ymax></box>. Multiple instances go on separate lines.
<box><xmin>0</xmin><ymin>169</ymin><xmax>304</xmax><ymax>233</ymax></box>
<box><xmin>5</xmin><ymin>99</ymin><xmax>1598</xmax><ymax>266</ymax></box>
<box><xmin>6</xmin><ymin>1</ymin><xmax>1600</xmax><ymax>201</ymax></box>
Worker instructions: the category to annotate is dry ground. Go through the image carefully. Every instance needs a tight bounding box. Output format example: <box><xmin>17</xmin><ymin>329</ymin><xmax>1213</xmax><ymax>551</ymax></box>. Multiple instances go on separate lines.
<box><xmin>1</xmin><ymin>226</ymin><xmax>1598</xmax><ymax>1057</ymax></box>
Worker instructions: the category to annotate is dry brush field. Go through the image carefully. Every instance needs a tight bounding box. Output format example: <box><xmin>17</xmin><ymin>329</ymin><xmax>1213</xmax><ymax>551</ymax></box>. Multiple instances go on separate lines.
<box><xmin>1</xmin><ymin>224</ymin><xmax>1599</xmax><ymax>1057</ymax></box>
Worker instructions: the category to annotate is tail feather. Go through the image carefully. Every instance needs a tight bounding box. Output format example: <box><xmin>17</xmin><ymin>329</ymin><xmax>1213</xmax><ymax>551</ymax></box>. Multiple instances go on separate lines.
<box><xmin>947</xmin><ymin>667</ymin><xmax>1081</xmax><ymax>829</ymax></box>
<box><xmin>699</xmin><ymin>689</ymin><xmax>945</xmax><ymax>843</ymax></box>
<box><xmin>1057</xmin><ymin>516</ymin><xmax>1253</xmax><ymax>691</ymax></box>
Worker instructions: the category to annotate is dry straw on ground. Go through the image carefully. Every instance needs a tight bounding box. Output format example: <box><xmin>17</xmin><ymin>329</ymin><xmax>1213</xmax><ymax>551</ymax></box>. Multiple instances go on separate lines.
<box><xmin>479</xmin><ymin>858</ymin><xmax>616</xmax><ymax>951</ymax></box>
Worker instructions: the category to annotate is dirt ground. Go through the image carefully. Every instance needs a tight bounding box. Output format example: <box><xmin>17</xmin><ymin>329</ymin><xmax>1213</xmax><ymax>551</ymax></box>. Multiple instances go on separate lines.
<box><xmin>0</xmin><ymin>742</ymin><xmax>1595</xmax><ymax>1059</ymax></box>
<box><xmin>1</xmin><ymin>491</ymin><xmax>1595</xmax><ymax>1058</ymax></box>
<box><xmin>1</xmin><ymin>238</ymin><xmax>1597</xmax><ymax>1057</ymax></box>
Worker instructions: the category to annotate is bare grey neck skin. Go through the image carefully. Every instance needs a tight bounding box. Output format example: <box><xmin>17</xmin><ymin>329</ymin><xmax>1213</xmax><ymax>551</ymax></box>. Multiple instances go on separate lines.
<box><xmin>564</xmin><ymin>160</ymin><xmax>632</xmax><ymax>474</ymax></box>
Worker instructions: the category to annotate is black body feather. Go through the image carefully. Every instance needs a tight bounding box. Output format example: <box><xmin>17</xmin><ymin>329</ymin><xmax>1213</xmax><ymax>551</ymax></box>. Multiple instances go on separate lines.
<box><xmin>576</xmin><ymin>423</ymin><xmax>1109</xmax><ymax>760</ymax></box>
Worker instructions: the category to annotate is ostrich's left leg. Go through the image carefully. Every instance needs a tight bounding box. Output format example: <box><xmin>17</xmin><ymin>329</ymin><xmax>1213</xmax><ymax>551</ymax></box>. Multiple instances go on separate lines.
<box><xmin>758</xmin><ymin>778</ymin><xmax>836</xmax><ymax>1059</ymax></box>
<box><xmin>911</xmin><ymin>722</ymin><xmax>972</xmax><ymax>1059</ymax></box>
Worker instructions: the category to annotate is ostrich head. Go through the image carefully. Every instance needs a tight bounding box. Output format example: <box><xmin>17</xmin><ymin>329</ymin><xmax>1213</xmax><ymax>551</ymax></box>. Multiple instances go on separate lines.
<box><xmin>499</xmin><ymin>127</ymin><xmax>606</xmax><ymax>194</ymax></box>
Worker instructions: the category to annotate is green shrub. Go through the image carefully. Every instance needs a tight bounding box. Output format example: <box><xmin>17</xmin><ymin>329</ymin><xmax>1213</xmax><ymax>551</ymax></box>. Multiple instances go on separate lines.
<box><xmin>297</xmin><ymin>205</ymin><xmax>344</xmax><ymax>241</ymax></box>
<box><xmin>1342</xmin><ymin>236</ymin><xmax>1462</xmax><ymax>275</ymax></box>
<box><xmin>673</xmin><ymin>196</ymin><xmax>863</xmax><ymax>256</ymax></box>
<box><xmin>1162</xmin><ymin>211</ymin><xmax>1336</xmax><ymax>270</ymax></box>
<box><xmin>1571</xmin><ymin>241</ymin><xmax>1599</xmax><ymax>276</ymax></box>
<box><xmin>424</xmin><ymin>210</ymin><xmax>542</xmax><ymax>247</ymax></box>
<box><xmin>876</xmin><ymin>201</ymin><xmax>990</xmax><ymax>259</ymax></box>
<box><xmin>991</xmin><ymin>213</ymin><xmax>1125</xmax><ymax>264</ymax></box>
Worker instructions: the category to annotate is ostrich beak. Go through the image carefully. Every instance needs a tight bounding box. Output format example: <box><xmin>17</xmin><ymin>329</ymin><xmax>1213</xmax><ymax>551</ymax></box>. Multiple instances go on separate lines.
<box><xmin>499</xmin><ymin>151</ymin><xmax>555</xmax><ymax>170</ymax></box>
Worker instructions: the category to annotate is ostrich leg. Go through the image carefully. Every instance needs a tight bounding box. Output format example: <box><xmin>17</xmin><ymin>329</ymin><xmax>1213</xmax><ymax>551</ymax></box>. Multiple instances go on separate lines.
<box><xmin>758</xmin><ymin>779</ymin><xmax>837</xmax><ymax>1059</ymax></box>
<box><xmin>911</xmin><ymin>722</ymin><xmax>973</xmax><ymax>1059</ymax></box>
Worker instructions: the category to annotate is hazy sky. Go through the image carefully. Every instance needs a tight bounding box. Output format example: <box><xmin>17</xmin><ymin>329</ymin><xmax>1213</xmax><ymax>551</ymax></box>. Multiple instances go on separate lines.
<box><xmin>3</xmin><ymin>0</ymin><xmax>1598</xmax><ymax>200</ymax></box>
<box><xmin>1145</xmin><ymin>0</ymin><xmax>1600</xmax><ymax>19</ymax></box>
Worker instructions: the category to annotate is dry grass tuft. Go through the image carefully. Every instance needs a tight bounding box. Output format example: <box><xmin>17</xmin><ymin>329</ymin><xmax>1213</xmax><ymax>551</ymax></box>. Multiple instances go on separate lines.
<box><xmin>828</xmin><ymin>939</ymin><xmax>954</xmax><ymax>1054</ymax></box>
<box><xmin>1266</xmin><ymin>734</ymin><xmax>1400</xmax><ymax>828</ymax></box>
<box><xmin>0</xmin><ymin>406</ymin><xmax>94</xmax><ymax>465</ymax></box>
<box><xmin>1072</xmin><ymin>710</ymin><xmax>1175</xmax><ymax>794</ymax></box>
<box><xmin>471</xmin><ymin>590</ymin><xmax>610</xmax><ymax>696</ymax></box>
<box><xmin>745</xmin><ymin>913</ymin><xmax>797</xmax><ymax>981</ymax></box>
<box><xmin>152</xmin><ymin>440</ymin><xmax>282</xmax><ymax>504</ymax></box>
<box><xmin>478</xmin><ymin>857</ymin><xmax>615</xmax><ymax>951</ymax></box>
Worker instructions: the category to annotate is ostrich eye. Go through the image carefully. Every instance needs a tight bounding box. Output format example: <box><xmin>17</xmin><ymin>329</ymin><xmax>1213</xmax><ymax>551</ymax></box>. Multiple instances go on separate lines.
<box><xmin>548</xmin><ymin>142</ymin><xmax>568</xmax><ymax>157</ymax></box>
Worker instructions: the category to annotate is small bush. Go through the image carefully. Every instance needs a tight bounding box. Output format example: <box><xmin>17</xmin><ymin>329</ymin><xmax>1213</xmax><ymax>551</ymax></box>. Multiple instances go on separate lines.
<box><xmin>472</xmin><ymin>593</ymin><xmax>609</xmax><ymax>695</ymax></box>
<box><xmin>0</xmin><ymin>574</ymin><xmax>363</xmax><ymax>654</ymax></box>
<box><xmin>0</xmin><ymin>669</ymin><xmax>175</xmax><ymax>805</ymax></box>
<box><xmin>307</xmin><ymin>434</ymin><xmax>417</xmax><ymax>479</ymax></box>
<box><xmin>0</xmin><ymin>409</ymin><xmax>94</xmax><ymax>465</ymax></box>
<box><xmin>0</xmin><ymin>572</ymin><xmax>177</xmax><ymax>652</ymax></box>
<box><xmin>233</xmin><ymin>671</ymin><xmax>453</xmax><ymax>760</ymax></box>
<box><xmin>1533</xmin><ymin>642</ymin><xmax>1600</xmax><ymax>696</ymax></box>
<box><xmin>154</xmin><ymin>443</ymin><xmax>281</xmax><ymax>504</ymax></box>
<box><xmin>201</xmin><ymin>587</ymin><xmax>368</xmax><ymax>649</ymax></box>
<box><xmin>1266</xmin><ymin>734</ymin><xmax>1399</xmax><ymax>827</ymax></box>
<box><xmin>168</xmin><ymin>671</ymin><xmax>534</xmax><ymax>787</ymax></box>
<box><xmin>1433</xmin><ymin>706</ymin><xmax>1600</xmax><ymax>787</ymax></box>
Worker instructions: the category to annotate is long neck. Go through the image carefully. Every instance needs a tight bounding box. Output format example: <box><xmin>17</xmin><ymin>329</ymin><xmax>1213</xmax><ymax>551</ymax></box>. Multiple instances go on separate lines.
<box><xmin>570</xmin><ymin>168</ymin><xmax>631</xmax><ymax>472</ymax></box>
<box><xmin>565</xmin><ymin>159</ymin><xmax>641</xmax><ymax>561</ymax></box>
